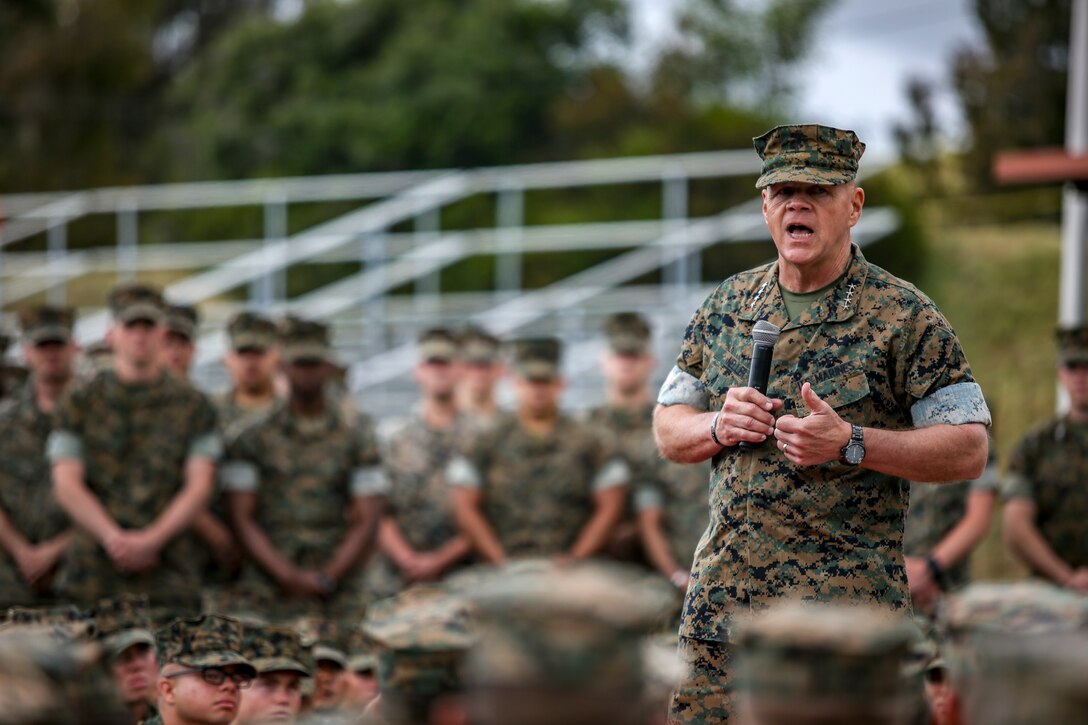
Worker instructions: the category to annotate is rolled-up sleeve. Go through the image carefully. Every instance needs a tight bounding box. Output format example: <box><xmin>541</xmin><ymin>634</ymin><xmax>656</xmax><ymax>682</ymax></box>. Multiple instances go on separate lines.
<box><xmin>187</xmin><ymin>431</ymin><xmax>223</xmax><ymax>461</ymax></box>
<box><xmin>657</xmin><ymin>366</ymin><xmax>710</xmax><ymax>410</ymax></box>
<box><xmin>47</xmin><ymin>430</ymin><xmax>83</xmax><ymax>463</ymax></box>
<box><xmin>591</xmin><ymin>457</ymin><xmax>629</xmax><ymax>492</ymax></box>
<box><xmin>910</xmin><ymin>382</ymin><xmax>991</xmax><ymax>428</ymax></box>
<box><xmin>220</xmin><ymin>461</ymin><xmax>259</xmax><ymax>492</ymax></box>
<box><xmin>446</xmin><ymin>455</ymin><xmax>482</xmax><ymax>489</ymax></box>
<box><xmin>351</xmin><ymin>465</ymin><xmax>390</xmax><ymax>497</ymax></box>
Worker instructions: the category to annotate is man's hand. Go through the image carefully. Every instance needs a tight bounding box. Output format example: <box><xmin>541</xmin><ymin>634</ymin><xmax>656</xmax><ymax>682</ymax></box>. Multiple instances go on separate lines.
<box><xmin>104</xmin><ymin>530</ymin><xmax>162</xmax><ymax>574</ymax></box>
<box><xmin>905</xmin><ymin>555</ymin><xmax>941</xmax><ymax>611</ymax></box>
<box><xmin>280</xmin><ymin>569</ymin><xmax>331</xmax><ymax>600</ymax></box>
<box><xmin>773</xmin><ymin>382</ymin><xmax>851</xmax><ymax>465</ymax></box>
<box><xmin>714</xmin><ymin>387</ymin><xmax>784</xmax><ymax>447</ymax></box>
<box><xmin>402</xmin><ymin>552</ymin><xmax>445</xmax><ymax>583</ymax></box>
<box><xmin>1065</xmin><ymin>567</ymin><xmax>1088</xmax><ymax>594</ymax></box>
<box><xmin>15</xmin><ymin>544</ymin><xmax>60</xmax><ymax>587</ymax></box>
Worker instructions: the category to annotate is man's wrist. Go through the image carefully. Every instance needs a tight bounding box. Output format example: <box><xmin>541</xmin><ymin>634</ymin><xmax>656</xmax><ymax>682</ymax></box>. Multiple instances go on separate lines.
<box><xmin>925</xmin><ymin>556</ymin><xmax>947</xmax><ymax>590</ymax></box>
<box><xmin>710</xmin><ymin>411</ymin><xmax>726</xmax><ymax>447</ymax></box>
<box><xmin>669</xmin><ymin>569</ymin><xmax>689</xmax><ymax>588</ymax></box>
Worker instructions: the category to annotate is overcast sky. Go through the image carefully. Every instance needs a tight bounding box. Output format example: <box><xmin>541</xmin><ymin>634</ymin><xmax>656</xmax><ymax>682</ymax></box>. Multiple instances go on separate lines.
<box><xmin>630</xmin><ymin>0</ymin><xmax>986</xmax><ymax>160</ymax></box>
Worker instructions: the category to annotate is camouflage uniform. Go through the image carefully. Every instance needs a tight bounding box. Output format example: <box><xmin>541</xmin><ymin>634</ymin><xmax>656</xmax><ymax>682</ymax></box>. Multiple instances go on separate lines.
<box><xmin>0</xmin><ymin>330</ymin><xmax>29</xmax><ymax>402</ymax></box>
<box><xmin>154</xmin><ymin>613</ymin><xmax>256</xmax><ymax>680</ymax></box>
<box><xmin>0</xmin><ymin>386</ymin><xmax>71</xmax><ymax>607</ymax></box>
<box><xmin>242</xmin><ymin>623</ymin><xmax>313</xmax><ymax>676</ymax></box>
<box><xmin>733</xmin><ymin>601</ymin><xmax>918</xmax><ymax>725</ymax></box>
<box><xmin>457</xmin><ymin>326</ymin><xmax>503</xmax><ymax>432</ymax></box>
<box><xmin>47</xmin><ymin>286</ymin><xmax>221</xmax><ymax>614</ymax></box>
<box><xmin>92</xmin><ymin>593</ymin><xmax>156</xmax><ymax>658</ymax></box>
<box><xmin>164</xmin><ymin>304</ymin><xmax>198</xmax><ymax>341</ymax></box>
<box><xmin>904</xmin><ymin>454</ymin><xmax>999</xmax><ymax>590</ymax></box>
<box><xmin>658</xmin><ymin>125</ymin><xmax>990</xmax><ymax>723</ymax></box>
<box><xmin>0</xmin><ymin>308</ymin><xmax>77</xmax><ymax>606</ymax></box>
<box><xmin>220</xmin><ymin>319</ymin><xmax>387</xmax><ymax>625</ymax></box>
<box><xmin>212</xmin><ymin>312</ymin><xmax>281</xmax><ymax>437</ymax></box>
<box><xmin>1004</xmin><ymin>418</ymin><xmax>1088</xmax><ymax>571</ymax></box>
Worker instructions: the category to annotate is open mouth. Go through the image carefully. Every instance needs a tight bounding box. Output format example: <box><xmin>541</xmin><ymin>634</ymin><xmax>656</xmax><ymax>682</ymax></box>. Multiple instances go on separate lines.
<box><xmin>787</xmin><ymin>223</ymin><xmax>814</xmax><ymax>239</ymax></box>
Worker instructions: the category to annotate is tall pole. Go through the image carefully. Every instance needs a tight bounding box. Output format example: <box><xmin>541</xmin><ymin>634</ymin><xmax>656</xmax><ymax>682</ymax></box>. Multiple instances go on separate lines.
<box><xmin>1059</xmin><ymin>0</ymin><xmax>1088</xmax><ymax>326</ymax></box>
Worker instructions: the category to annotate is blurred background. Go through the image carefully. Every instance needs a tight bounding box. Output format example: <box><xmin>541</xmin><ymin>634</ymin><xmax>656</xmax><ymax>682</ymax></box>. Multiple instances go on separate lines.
<box><xmin>0</xmin><ymin>0</ymin><xmax>1078</xmax><ymax>577</ymax></box>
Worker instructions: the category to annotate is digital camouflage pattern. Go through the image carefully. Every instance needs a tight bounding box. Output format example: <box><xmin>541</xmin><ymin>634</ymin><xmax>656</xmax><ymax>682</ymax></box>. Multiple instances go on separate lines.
<box><xmin>49</xmin><ymin>369</ymin><xmax>219</xmax><ymax>611</ymax></box>
<box><xmin>155</xmin><ymin>614</ymin><xmax>255</xmax><ymax>674</ymax></box>
<box><xmin>242</xmin><ymin>623</ymin><xmax>313</xmax><ymax>676</ymax></box>
<box><xmin>363</xmin><ymin>585</ymin><xmax>473</xmax><ymax>698</ymax></box>
<box><xmin>164</xmin><ymin>304</ymin><xmax>198</xmax><ymax>340</ymax></box>
<box><xmin>511</xmin><ymin>337</ymin><xmax>561</xmax><ymax>380</ymax></box>
<box><xmin>279</xmin><ymin>316</ymin><xmax>331</xmax><ymax>363</ymax></box>
<box><xmin>107</xmin><ymin>283</ymin><xmax>164</xmax><ymax>324</ymax></box>
<box><xmin>1056</xmin><ymin>324</ymin><xmax>1088</xmax><ymax>365</ymax></box>
<box><xmin>1004</xmin><ymin>417</ymin><xmax>1088</xmax><ymax>570</ymax></box>
<box><xmin>449</xmin><ymin>411</ymin><xmax>628</xmax><ymax>557</ymax></box>
<box><xmin>92</xmin><ymin>593</ymin><xmax>155</xmax><ymax>656</ymax></box>
<box><xmin>662</xmin><ymin>244</ymin><xmax>988</xmax><ymax>645</ymax></box>
<box><xmin>227</xmin><ymin>311</ymin><xmax>278</xmax><ymax>352</ymax></box>
<box><xmin>904</xmin><ymin>456</ymin><xmax>999</xmax><ymax>589</ymax></box>
<box><xmin>733</xmin><ymin>601</ymin><xmax>916</xmax><ymax>725</ymax></box>
<box><xmin>363</xmin><ymin>413</ymin><xmax>474</xmax><ymax>599</ymax></box>
<box><xmin>753</xmin><ymin>124</ymin><xmax>865</xmax><ymax>189</ymax></box>
<box><xmin>0</xmin><ymin>359</ymin><xmax>28</xmax><ymax>402</ymax></box>
<box><xmin>417</xmin><ymin>327</ymin><xmax>459</xmax><ymax>362</ymax></box>
<box><xmin>459</xmin><ymin>326</ymin><xmax>500</xmax><ymax>364</ymax></box>
<box><xmin>293</xmin><ymin>616</ymin><xmax>347</xmax><ymax>669</ymax></box>
<box><xmin>222</xmin><ymin>402</ymin><xmax>384</xmax><ymax>623</ymax></box>
<box><xmin>587</xmin><ymin>402</ymin><xmax>710</xmax><ymax>575</ymax></box>
<box><xmin>346</xmin><ymin>623</ymin><xmax>380</xmax><ymax>673</ymax></box>
<box><xmin>604</xmin><ymin>311</ymin><xmax>652</xmax><ymax>355</ymax></box>
<box><xmin>0</xmin><ymin>382</ymin><xmax>71</xmax><ymax>606</ymax></box>
<box><xmin>939</xmin><ymin>580</ymin><xmax>1088</xmax><ymax>637</ymax></box>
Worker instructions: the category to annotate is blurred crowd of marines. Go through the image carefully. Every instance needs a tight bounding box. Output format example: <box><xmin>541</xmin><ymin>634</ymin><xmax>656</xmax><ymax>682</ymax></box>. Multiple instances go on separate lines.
<box><xmin>0</xmin><ymin>282</ymin><xmax>1086</xmax><ymax>724</ymax></box>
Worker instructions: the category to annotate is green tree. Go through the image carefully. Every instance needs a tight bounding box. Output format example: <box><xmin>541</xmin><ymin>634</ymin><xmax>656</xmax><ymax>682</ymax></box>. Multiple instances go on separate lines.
<box><xmin>952</xmin><ymin>0</ymin><xmax>1071</xmax><ymax>187</ymax></box>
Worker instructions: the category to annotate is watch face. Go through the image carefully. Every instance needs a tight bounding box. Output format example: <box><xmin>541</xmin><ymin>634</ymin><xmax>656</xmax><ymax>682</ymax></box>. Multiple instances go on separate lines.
<box><xmin>844</xmin><ymin>442</ymin><xmax>865</xmax><ymax>465</ymax></box>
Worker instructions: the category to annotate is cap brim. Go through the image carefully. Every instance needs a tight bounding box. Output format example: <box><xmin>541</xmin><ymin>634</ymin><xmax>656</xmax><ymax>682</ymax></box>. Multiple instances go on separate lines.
<box><xmin>516</xmin><ymin>362</ymin><xmax>559</xmax><ymax>381</ymax></box>
<box><xmin>115</xmin><ymin>304</ymin><xmax>165</xmax><ymax>325</ymax></box>
<box><xmin>105</xmin><ymin>629</ymin><xmax>155</xmax><ymax>656</ymax></box>
<box><xmin>756</xmin><ymin>167</ymin><xmax>855</xmax><ymax>189</ymax></box>
<box><xmin>177</xmin><ymin>652</ymin><xmax>257</xmax><ymax>678</ymax></box>
<box><xmin>607</xmin><ymin>337</ymin><xmax>649</xmax><ymax>356</ymax></box>
<box><xmin>167</xmin><ymin>322</ymin><xmax>195</xmax><ymax>340</ymax></box>
<box><xmin>1060</xmin><ymin>351</ymin><xmax>1088</xmax><ymax>365</ymax></box>
<box><xmin>313</xmin><ymin>645</ymin><xmax>348</xmax><ymax>669</ymax></box>
<box><xmin>250</xmin><ymin>656</ymin><xmax>312</xmax><ymax>677</ymax></box>
<box><xmin>348</xmin><ymin>654</ymin><xmax>379</xmax><ymax>673</ymax></box>
<box><xmin>26</xmin><ymin>327</ymin><xmax>72</xmax><ymax>345</ymax></box>
<box><xmin>283</xmin><ymin>344</ymin><xmax>330</xmax><ymax>364</ymax></box>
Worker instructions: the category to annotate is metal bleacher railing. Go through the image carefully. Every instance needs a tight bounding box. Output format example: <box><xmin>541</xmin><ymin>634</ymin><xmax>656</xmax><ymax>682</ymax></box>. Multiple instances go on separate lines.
<box><xmin>0</xmin><ymin>150</ymin><xmax>898</xmax><ymax>417</ymax></box>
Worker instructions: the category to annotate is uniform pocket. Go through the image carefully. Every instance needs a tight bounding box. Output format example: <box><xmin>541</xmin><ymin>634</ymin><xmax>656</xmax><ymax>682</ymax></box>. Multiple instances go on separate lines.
<box><xmin>808</xmin><ymin>367</ymin><xmax>871</xmax><ymax>410</ymax></box>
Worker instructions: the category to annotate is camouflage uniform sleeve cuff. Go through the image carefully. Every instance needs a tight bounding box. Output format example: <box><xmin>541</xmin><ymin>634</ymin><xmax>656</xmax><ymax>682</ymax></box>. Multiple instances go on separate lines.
<box><xmin>187</xmin><ymin>432</ymin><xmax>223</xmax><ymax>461</ymax></box>
<box><xmin>351</xmin><ymin>466</ymin><xmax>390</xmax><ymax>497</ymax></box>
<box><xmin>634</xmin><ymin>486</ymin><xmax>664</xmax><ymax>512</ymax></box>
<box><xmin>657</xmin><ymin>366</ymin><xmax>709</xmax><ymax>410</ymax></box>
<box><xmin>1001</xmin><ymin>471</ymin><xmax>1034</xmax><ymax>501</ymax></box>
<box><xmin>969</xmin><ymin>461</ymin><xmax>1001</xmax><ymax>492</ymax></box>
<box><xmin>220</xmin><ymin>461</ymin><xmax>259</xmax><ymax>492</ymax></box>
<box><xmin>46</xmin><ymin>430</ymin><xmax>83</xmax><ymax>463</ymax></box>
<box><xmin>910</xmin><ymin>382</ymin><xmax>991</xmax><ymax>428</ymax></box>
<box><xmin>446</xmin><ymin>456</ymin><xmax>482</xmax><ymax>489</ymax></box>
<box><xmin>591</xmin><ymin>458</ymin><xmax>630</xmax><ymax>492</ymax></box>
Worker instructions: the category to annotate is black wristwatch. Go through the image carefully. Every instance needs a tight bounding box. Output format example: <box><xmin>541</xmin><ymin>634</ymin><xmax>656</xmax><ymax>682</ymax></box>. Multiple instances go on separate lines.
<box><xmin>839</xmin><ymin>424</ymin><xmax>865</xmax><ymax>466</ymax></box>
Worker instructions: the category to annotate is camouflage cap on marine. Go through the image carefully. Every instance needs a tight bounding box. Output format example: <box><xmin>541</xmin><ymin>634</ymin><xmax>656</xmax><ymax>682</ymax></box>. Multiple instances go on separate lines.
<box><xmin>18</xmin><ymin>305</ymin><xmax>75</xmax><ymax>345</ymax></box>
<box><xmin>604</xmin><ymin>312</ymin><xmax>651</xmax><ymax>355</ymax></box>
<box><xmin>511</xmin><ymin>337</ymin><xmax>562</xmax><ymax>381</ymax></box>
<box><xmin>242</xmin><ymin>624</ymin><xmax>313</xmax><ymax>677</ymax></box>
<box><xmin>362</xmin><ymin>585</ymin><xmax>473</xmax><ymax>698</ymax></box>
<box><xmin>155</xmin><ymin>614</ymin><xmax>256</xmax><ymax>677</ymax></box>
<box><xmin>278</xmin><ymin>316</ymin><xmax>331</xmax><ymax>364</ymax></box>
<box><xmin>0</xmin><ymin>605</ymin><xmax>93</xmax><ymax>643</ymax></box>
<box><xmin>293</xmin><ymin>617</ymin><xmax>347</xmax><ymax>670</ymax></box>
<box><xmin>107</xmin><ymin>283</ymin><xmax>165</xmax><ymax>325</ymax></box>
<box><xmin>346</xmin><ymin>624</ymin><xmax>380</xmax><ymax>674</ymax></box>
<box><xmin>1056</xmin><ymin>325</ymin><xmax>1088</xmax><ymax>365</ymax></box>
<box><xmin>92</xmin><ymin>594</ymin><xmax>155</xmax><ymax>658</ymax></box>
<box><xmin>227</xmin><ymin>311</ymin><xmax>278</xmax><ymax>353</ymax></box>
<box><xmin>959</xmin><ymin>630</ymin><xmax>1088</xmax><ymax>725</ymax></box>
<box><xmin>939</xmin><ymin>580</ymin><xmax>1088</xmax><ymax>637</ymax></box>
<box><xmin>460</xmin><ymin>326</ymin><xmax>501</xmax><ymax>365</ymax></box>
<box><xmin>164</xmin><ymin>303</ymin><xmax>199</xmax><ymax>341</ymax></box>
<box><xmin>733</xmin><ymin>601</ymin><xmax>917</xmax><ymax>725</ymax></box>
<box><xmin>753</xmin><ymin>123</ymin><xmax>865</xmax><ymax>189</ymax></box>
<box><xmin>466</xmin><ymin>560</ymin><xmax>674</xmax><ymax>693</ymax></box>
<box><xmin>418</xmin><ymin>327</ymin><xmax>460</xmax><ymax>364</ymax></box>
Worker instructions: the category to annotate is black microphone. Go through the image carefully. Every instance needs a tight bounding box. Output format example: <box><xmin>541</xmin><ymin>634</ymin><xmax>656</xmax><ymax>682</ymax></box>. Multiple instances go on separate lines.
<box><xmin>737</xmin><ymin>319</ymin><xmax>781</xmax><ymax>450</ymax></box>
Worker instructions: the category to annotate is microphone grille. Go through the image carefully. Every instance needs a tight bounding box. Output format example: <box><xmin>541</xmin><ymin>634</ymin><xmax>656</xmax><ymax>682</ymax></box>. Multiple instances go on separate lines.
<box><xmin>752</xmin><ymin>319</ymin><xmax>781</xmax><ymax>346</ymax></box>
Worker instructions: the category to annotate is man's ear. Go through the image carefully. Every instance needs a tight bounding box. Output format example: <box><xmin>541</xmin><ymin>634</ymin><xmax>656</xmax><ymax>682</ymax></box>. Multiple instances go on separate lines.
<box><xmin>159</xmin><ymin>676</ymin><xmax>176</xmax><ymax>705</ymax></box>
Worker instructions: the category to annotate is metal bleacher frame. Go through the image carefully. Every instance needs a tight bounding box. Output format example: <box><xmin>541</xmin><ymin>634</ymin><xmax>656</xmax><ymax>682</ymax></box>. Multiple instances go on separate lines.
<box><xmin>0</xmin><ymin>151</ymin><xmax>898</xmax><ymax>416</ymax></box>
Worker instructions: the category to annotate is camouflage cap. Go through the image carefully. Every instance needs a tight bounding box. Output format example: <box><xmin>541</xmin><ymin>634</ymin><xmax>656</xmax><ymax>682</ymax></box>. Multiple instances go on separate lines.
<box><xmin>293</xmin><ymin>617</ymin><xmax>347</xmax><ymax>670</ymax></box>
<box><xmin>164</xmin><ymin>304</ymin><xmax>199</xmax><ymax>340</ymax></box>
<box><xmin>753</xmin><ymin>124</ymin><xmax>865</xmax><ymax>189</ymax></box>
<box><xmin>734</xmin><ymin>601</ymin><xmax>916</xmax><ymax>722</ymax></box>
<box><xmin>363</xmin><ymin>585</ymin><xmax>474</xmax><ymax>697</ymax></box>
<box><xmin>417</xmin><ymin>327</ymin><xmax>460</xmax><ymax>364</ymax></box>
<box><xmin>939</xmin><ymin>581</ymin><xmax>1088</xmax><ymax>637</ymax></box>
<box><xmin>242</xmin><ymin>624</ymin><xmax>312</xmax><ymax>677</ymax></box>
<box><xmin>511</xmin><ymin>337</ymin><xmax>562</xmax><ymax>381</ymax></box>
<box><xmin>467</xmin><ymin>560</ymin><xmax>674</xmax><ymax>693</ymax></box>
<box><xmin>92</xmin><ymin>594</ymin><xmax>155</xmax><ymax>657</ymax></box>
<box><xmin>604</xmin><ymin>312</ymin><xmax>651</xmax><ymax>355</ymax></box>
<box><xmin>227</xmin><ymin>311</ymin><xmax>278</xmax><ymax>352</ymax></box>
<box><xmin>278</xmin><ymin>316</ymin><xmax>331</xmax><ymax>364</ymax></box>
<box><xmin>460</xmin><ymin>326</ymin><xmax>501</xmax><ymax>365</ymax></box>
<box><xmin>1056</xmin><ymin>325</ymin><xmax>1088</xmax><ymax>365</ymax></box>
<box><xmin>155</xmin><ymin>614</ymin><xmax>255</xmax><ymax>676</ymax></box>
<box><xmin>346</xmin><ymin>625</ymin><xmax>380</xmax><ymax>673</ymax></box>
<box><xmin>17</xmin><ymin>305</ymin><xmax>75</xmax><ymax>345</ymax></box>
<box><xmin>959</xmin><ymin>630</ymin><xmax>1088</xmax><ymax>725</ymax></box>
<box><xmin>0</xmin><ymin>605</ymin><xmax>92</xmax><ymax>642</ymax></box>
<box><xmin>107</xmin><ymin>283</ymin><xmax>165</xmax><ymax>325</ymax></box>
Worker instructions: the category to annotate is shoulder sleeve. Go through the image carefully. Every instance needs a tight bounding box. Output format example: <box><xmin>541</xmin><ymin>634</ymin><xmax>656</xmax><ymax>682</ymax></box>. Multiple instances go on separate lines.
<box><xmin>658</xmin><ymin>302</ymin><xmax>711</xmax><ymax>410</ymax></box>
<box><xmin>898</xmin><ymin>303</ymin><xmax>990</xmax><ymax>428</ymax></box>
<box><xmin>48</xmin><ymin>388</ymin><xmax>86</xmax><ymax>462</ymax></box>
<box><xmin>1002</xmin><ymin>431</ymin><xmax>1038</xmax><ymax>501</ymax></box>
<box><xmin>219</xmin><ymin>422</ymin><xmax>261</xmax><ymax>492</ymax></box>
<box><xmin>186</xmin><ymin>393</ymin><xmax>222</xmax><ymax>461</ymax></box>
<box><xmin>350</xmin><ymin>413</ymin><xmax>389</xmax><ymax>497</ymax></box>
